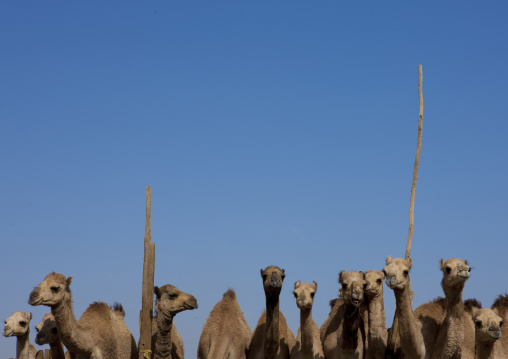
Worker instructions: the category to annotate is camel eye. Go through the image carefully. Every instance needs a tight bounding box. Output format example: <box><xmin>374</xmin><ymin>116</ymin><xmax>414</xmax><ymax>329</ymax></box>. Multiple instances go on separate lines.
<box><xmin>363</xmin><ymin>283</ymin><xmax>367</xmax><ymax>289</ymax></box>
<box><xmin>293</xmin><ymin>292</ymin><xmax>297</xmax><ymax>298</ymax></box>
<box><xmin>19</xmin><ymin>321</ymin><xmax>26</xmax><ymax>327</ymax></box>
<box><xmin>500</xmin><ymin>321</ymin><xmax>504</xmax><ymax>327</ymax></box>
<box><xmin>341</xmin><ymin>283</ymin><xmax>347</xmax><ymax>289</ymax></box>
<box><xmin>445</xmin><ymin>267</ymin><xmax>451</xmax><ymax>274</ymax></box>
<box><xmin>468</xmin><ymin>268</ymin><xmax>471</xmax><ymax>272</ymax></box>
<box><xmin>310</xmin><ymin>292</ymin><xmax>315</xmax><ymax>298</ymax></box>
<box><xmin>50</xmin><ymin>286</ymin><xmax>60</xmax><ymax>292</ymax></box>
<box><xmin>52</xmin><ymin>328</ymin><xmax>58</xmax><ymax>334</ymax></box>
<box><xmin>281</xmin><ymin>275</ymin><xmax>285</xmax><ymax>281</ymax></box>
<box><xmin>403</xmin><ymin>270</ymin><xmax>409</xmax><ymax>277</ymax></box>
<box><xmin>475</xmin><ymin>320</ymin><xmax>482</xmax><ymax>328</ymax></box>
<box><xmin>169</xmin><ymin>294</ymin><xmax>178</xmax><ymax>300</ymax></box>
<box><xmin>262</xmin><ymin>275</ymin><xmax>267</xmax><ymax>281</ymax></box>
<box><xmin>376</xmin><ymin>279</ymin><xmax>382</xmax><ymax>284</ymax></box>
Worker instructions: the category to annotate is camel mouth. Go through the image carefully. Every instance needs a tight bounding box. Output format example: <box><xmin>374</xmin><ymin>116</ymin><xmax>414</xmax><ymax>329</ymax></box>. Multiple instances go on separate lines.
<box><xmin>2</xmin><ymin>330</ymin><xmax>13</xmax><ymax>337</ymax></box>
<box><xmin>29</xmin><ymin>297</ymin><xmax>43</xmax><ymax>306</ymax></box>
<box><xmin>488</xmin><ymin>330</ymin><xmax>501</xmax><ymax>340</ymax></box>
<box><xmin>35</xmin><ymin>336</ymin><xmax>46</xmax><ymax>345</ymax></box>
<box><xmin>351</xmin><ymin>298</ymin><xmax>362</xmax><ymax>307</ymax></box>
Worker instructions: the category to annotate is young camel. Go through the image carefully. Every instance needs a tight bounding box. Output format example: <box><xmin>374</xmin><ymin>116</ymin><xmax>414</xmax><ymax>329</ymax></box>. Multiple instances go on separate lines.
<box><xmin>152</xmin><ymin>284</ymin><xmax>198</xmax><ymax>359</ymax></box>
<box><xmin>247</xmin><ymin>265</ymin><xmax>295</xmax><ymax>359</ymax></box>
<box><xmin>290</xmin><ymin>281</ymin><xmax>324</xmax><ymax>359</ymax></box>
<box><xmin>28</xmin><ymin>272</ymin><xmax>137</xmax><ymax>359</ymax></box>
<box><xmin>35</xmin><ymin>312</ymin><xmax>72</xmax><ymax>359</ymax></box>
<box><xmin>472</xmin><ymin>307</ymin><xmax>507</xmax><ymax>358</ymax></box>
<box><xmin>3</xmin><ymin>311</ymin><xmax>37</xmax><ymax>359</ymax></box>
<box><xmin>431</xmin><ymin>258</ymin><xmax>474</xmax><ymax>359</ymax></box>
<box><xmin>364</xmin><ymin>270</ymin><xmax>387</xmax><ymax>359</ymax></box>
<box><xmin>198</xmin><ymin>289</ymin><xmax>252</xmax><ymax>359</ymax></box>
<box><xmin>320</xmin><ymin>270</ymin><xmax>368</xmax><ymax>359</ymax></box>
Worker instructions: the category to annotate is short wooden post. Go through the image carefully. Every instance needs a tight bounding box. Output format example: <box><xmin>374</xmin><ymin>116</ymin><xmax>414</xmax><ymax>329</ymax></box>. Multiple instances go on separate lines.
<box><xmin>139</xmin><ymin>186</ymin><xmax>156</xmax><ymax>359</ymax></box>
<box><xmin>35</xmin><ymin>350</ymin><xmax>44</xmax><ymax>359</ymax></box>
<box><xmin>45</xmin><ymin>349</ymin><xmax>51</xmax><ymax>359</ymax></box>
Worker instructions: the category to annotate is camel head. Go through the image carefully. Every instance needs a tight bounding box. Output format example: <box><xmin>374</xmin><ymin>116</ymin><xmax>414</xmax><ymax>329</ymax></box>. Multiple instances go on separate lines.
<box><xmin>260</xmin><ymin>265</ymin><xmax>285</xmax><ymax>296</ymax></box>
<box><xmin>383</xmin><ymin>256</ymin><xmax>412</xmax><ymax>290</ymax></box>
<box><xmin>35</xmin><ymin>313</ymin><xmax>59</xmax><ymax>345</ymax></box>
<box><xmin>154</xmin><ymin>284</ymin><xmax>198</xmax><ymax>318</ymax></box>
<box><xmin>473</xmin><ymin>308</ymin><xmax>504</xmax><ymax>343</ymax></box>
<box><xmin>3</xmin><ymin>311</ymin><xmax>32</xmax><ymax>337</ymax></box>
<box><xmin>339</xmin><ymin>270</ymin><xmax>366</xmax><ymax>307</ymax></box>
<box><xmin>440</xmin><ymin>258</ymin><xmax>471</xmax><ymax>289</ymax></box>
<box><xmin>364</xmin><ymin>270</ymin><xmax>385</xmax><ymax>298</ymax></box>
<box><xmin>29</xmin><ymin>272</ymin><xmax>72</xmax><ymax>307</ymax></box>
<box><xmin>293</xmin><ymin>281</ymin><xmax>317</xmax><ymax>309</ymax></box>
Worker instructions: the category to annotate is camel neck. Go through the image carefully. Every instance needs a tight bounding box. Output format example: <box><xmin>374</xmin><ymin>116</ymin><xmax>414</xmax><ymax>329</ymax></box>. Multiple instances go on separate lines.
<box><xmin>49</xmin><ymin>339</ymin><xmax>66</xmax><ymax>359</ymax></box>
<box><xmin>154</xmin><ymin>312</ymin><xmax>173</xmax><ymax>359</ymax></box>
<box><xmin>300</xmin><ymin>307</ymin><xmax>314</xmax><ymax>359</ymax></box>
<box><xmin>475</xmin><ymin>342</ymin><xmax>495</xmax><ymax>359</ymax></box>
<box><xmin>16</xmin><ymin>330</ymin><xmax>31</xmax><ymax>359</ymax></box>
<box><xmin>367</xmin><ymin>292</ymin><xmax>387</xmax><ymax>358</ymax></box>
<box><xmin>442</xmin><ymin>281</ymin><xmax>465</xmax><ymax>317</ymax></box>
<box><xmin>393</xmin><ymin>280</ymin><xmax>425</xmax><ymax>359</ymax></box>
<box><xmin>51</xmin><ymin>298</ymin><xmax>92</xmax><ymax>354</ymax></box>
<box><xmin>265</xmin><ymin>295</ymin><xmax>280</xmax><ymax>359</ymax></box>
<box><xmin>341</xmin><ymin>302</ymin><xmax>362</xmax><ymax>350</ymax></box>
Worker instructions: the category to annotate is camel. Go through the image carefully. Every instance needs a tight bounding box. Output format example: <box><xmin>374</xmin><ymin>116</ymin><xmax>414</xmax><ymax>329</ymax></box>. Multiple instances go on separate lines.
<box><xmin>364</xmin><ymin>270</ymin><xmax>387</xmax><ymax>359</ymax></box>
<box><xmin>320</xmin><ymin>270</ymin><xmax>368</xmax><ymax>359</ymax></box>
<box><xmin>289</xmin><ymin>281</ymin><xmax>324</xmax><ymax>359</ymax></box>
<box><xmin>35</xmin><ymin>313</ymin><xmax>72</xmax><ymax>359</ymax></box>
<box><xmin>198</xmin><ymin>289</ymin><xmax>252</xmax><ymax>359</ymax></box>
<box><xmin>472</xmin><ymin>307</ymin><xmax>507</xmax><ymax>358</ymax></box>
<box><xmin>3</xmin><ymin>311</ymin><xmax>37</xmax><ymax>359</ymax></box>
<box><xmin>247</xmin><ymin>265</ymin><xmax>295</xmax><ymax>359</ymax></box>
<box><xmin>28</xmin><ymin>272</ymin><xmax>137</xmax><ymax>359</ymax></box>
<box><xmin>151</xmin><ymin>284</ymin><xmax>198</xmax><ymax>359</ymax></box>
<box><xmin>430</xmin><ymin>258</ymin><xmax>474</xmax><ymax>359</ymax></box>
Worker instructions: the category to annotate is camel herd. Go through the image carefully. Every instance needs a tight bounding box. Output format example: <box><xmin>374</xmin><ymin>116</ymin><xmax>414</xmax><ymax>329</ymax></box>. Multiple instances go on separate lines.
<box><xmin>3</xmin><ymin>257</ymin><xmax>507</xmax><ymax>359</ymax></box>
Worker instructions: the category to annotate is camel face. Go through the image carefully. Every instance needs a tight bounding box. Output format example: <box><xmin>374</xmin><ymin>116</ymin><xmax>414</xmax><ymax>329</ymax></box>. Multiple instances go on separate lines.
<box><xmin>473</xmin><ymin>308</ymin><xmax>503</xmax><ymax>342</ymax></box>
<box><xmin>261</xmin><ymin>265</ymin><xmax>285</xmax><ymax>295</ymax></box>
<box><xmin>383</xmin><ymin>256</ymin><xmax>412</xmax><ymax>290</ymax></box>
<box><xmin>29</xmin><ymin>272</ymin><xmax>72</xmax><ymax>307</ymax></box>
<box><xmin>339</xmin><ymin>270</ymin><xmax>366</xmax><ymax>307</ymax></box>
<box><xmin>3</xmin><ymin>311</ymin><xmax>31</xmax><ymax>338</ymax></box>
<box><xmin>364</xmin><ymin>270</ymin><xmax>385</xmax><ymax>298</ymax></box>
<box><xmin>440</xmin><ymin>258</ymin><xmax>470</xmax><ymax>288</ymax></box>
<box><xmin>35</xmin><ymin>313</ymin><xmax>58</xmax><ymax>345</ymax></box>
<box><xmin>154</xmin><ymin>284</ymin><xmax>198</xmax><ymax>316</ymax></box>
<box><xmin>293</xmin><ymin>281</ymin><xmax>317</xmax><ymax>309</ymax></box>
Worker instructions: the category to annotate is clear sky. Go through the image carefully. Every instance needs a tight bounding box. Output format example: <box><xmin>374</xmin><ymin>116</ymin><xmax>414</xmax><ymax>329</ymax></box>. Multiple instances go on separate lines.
<box><xmin>1</xmin><ymin>1</ymin><xmax>507</xmax><ymax>357</ymax></box>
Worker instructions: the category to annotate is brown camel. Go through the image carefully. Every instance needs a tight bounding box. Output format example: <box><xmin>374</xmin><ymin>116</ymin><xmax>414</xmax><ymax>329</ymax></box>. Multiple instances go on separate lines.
<box><xmin>247</xmin><ymin>265</ymin><xmax>295</xmax><ymax>359</ymax></box>
<box><xmin>320</xmin><ymin>270</ymin><xmax>368</xmax><ymax>359</ymax></box>
<box><xmin>383</xmin><ymin>256</ymin><xmax>426</xmax><ymax>359</ymax></box>
<box><xmin>35</xmin><ymin>313</ymin><xmax>72</xmax><ymax>359</ymax></box>
<box><xmin>472</xmin><ymin>306</ymin><xmax>507</xmax><ymax>358</ymax></box>
<box><xmin>198</xmin><ymin>289</ymin><xmax>251</xmax><ymax>359</ymax></box>
<box><xmin>290</xmin><ymin>281</ymin><xmax>324</xmax><ymax>359</ymax></box>
<box><xmin>3</xmin><ymin>311</ymin><xmax>37</xmax><ymax>359</ymax></box>
<box><xmin>364</xmin><ymin>270</ymin><xmax>387</xmax><ymax>359</ymax></box>
<box><xmin>28</xmin><ymin>272</ymin><xmax>137</xmax><ymax>359</ymax></box>
<box><xmin>431</xmin><ymin>258</ymin><xmax>474</xmax><ymax>359</ymax></box>
<box><xmin>152</xmin><ymin>284</ymin><xmax>198</xmax><ymax>359</ymax></box>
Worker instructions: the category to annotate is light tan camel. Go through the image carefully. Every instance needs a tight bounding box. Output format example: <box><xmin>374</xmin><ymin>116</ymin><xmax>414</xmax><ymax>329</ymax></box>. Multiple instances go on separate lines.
<box><xmin>290</xmin><ymin>281</ymin><xmax>324</xmax><ymax>359</ymax></box>
<box><xmin>364</xmin><ymin>270</ymin><xmax>387</xmax><ymax>359</ymax></box>
<box><xmin>28</xmin><ymin>272</ymin><xmax>137</xmax><ymax>359</ymax></box>
<box><xmin>3</xmin><ymin>311</ymin><xmax>37</xmax><ymax>359</ymax></box>
<box><xmin>472</xmin><ymin>307</ymin><xmax>507</xmax><ymax>358</ymax></box>
<box><xmin>198</xmin><ymin>289</ymin><xmax>252</xmax><ymax>359</ymax></box>
<box><xmin>247</xmin><ymin>265</ymin><xmax>295</xmax><ymax>359</ymax></box>
<box><xmin>320</xmin><ymin>270</ymin><xmax>368</xmax><ymax>359</ymax></box>
<box><xmin>151</xmin><ymin>284</ymin><xmax>198</xmax><ymax>359</ymax></box>
<box><xmin>35</xmin><ymin>313</ymin><xmax>72</xmax><ymax>359</ymax></box>
<box><xmin>431</xmin><ymin>258</ymin><xmax>474</xmax><ymax>359</ymax></box>
<box><xmin>383</xmin><ymin>256</ymin><xmax>426</xmax><ymax>359</ymax></box>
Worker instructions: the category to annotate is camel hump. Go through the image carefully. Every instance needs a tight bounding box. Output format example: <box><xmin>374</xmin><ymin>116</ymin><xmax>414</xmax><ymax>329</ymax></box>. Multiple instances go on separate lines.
<box><xmin>464</xmin><ymin>298</ymin><xmax>482</xmax><ymax>313</ymax></box>
<box><xmin>329</xmin><ymin>298</ymin><xmax>340</xmax><ymax>308</ymax></box>
<box><xmin>491</xmin><ymin>293</ymin><xmax>508</xmax><ymax>316</ymax></box>
<box><xmin>223</xmin><ymin>289</ymin><xmax>236</xmax><ymax>300</ymax></box>
<box><xmin>431</xmin><ymin>296</ymin><xmax>446</xmax><ymax>308</ymax></box>
<box><xmin>112</xmin><ymin>302</ymin><xmax>126</xmax><ymax>317</ymax></box>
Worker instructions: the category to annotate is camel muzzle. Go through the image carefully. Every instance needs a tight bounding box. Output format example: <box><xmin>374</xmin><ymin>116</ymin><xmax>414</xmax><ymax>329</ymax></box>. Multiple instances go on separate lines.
<box><xmin>28</xmin><ymin>289</ymin><xmax>41</xmax><ymax>305</ymax></box>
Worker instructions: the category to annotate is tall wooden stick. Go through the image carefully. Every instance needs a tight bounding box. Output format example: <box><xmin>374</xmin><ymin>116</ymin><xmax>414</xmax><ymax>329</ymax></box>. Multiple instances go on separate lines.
<box><xmin>139</xmin><ymin>186</ymin><xmax>156</xmax><ymax>359</ymax></box>
<box><xmin>405</xmin><ymin>65</ymin><xmax>423</xmax><ymax>260</ymax></box>
<box><xmin>387</xmin><ymin>65</ymin><xmax>424</xmax><ymax>358</ymax></box>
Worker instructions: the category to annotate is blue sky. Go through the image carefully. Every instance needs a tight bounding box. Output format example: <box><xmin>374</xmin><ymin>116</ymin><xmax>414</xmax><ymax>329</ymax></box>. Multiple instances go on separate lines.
<box><xmin>1</xmin><ymin>1</ymin><xmax>507</xmax><ymax>357</ymax></box>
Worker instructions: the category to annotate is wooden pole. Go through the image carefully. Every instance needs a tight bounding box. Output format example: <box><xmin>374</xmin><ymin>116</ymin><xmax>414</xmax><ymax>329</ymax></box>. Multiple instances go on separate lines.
<box><xmin>139</xmin><ymin>186</ymin><xmax>156</xmax><ymax>359</ymax></box>
<box><xmin>405</xmin><ymin>64</ymin><xmax>423</xmax><ymax>260</ymax></box>
<box><xmin>387</xmin><ymin>65</ymin><xmax>424</xmax><ymax>358</ymax></box>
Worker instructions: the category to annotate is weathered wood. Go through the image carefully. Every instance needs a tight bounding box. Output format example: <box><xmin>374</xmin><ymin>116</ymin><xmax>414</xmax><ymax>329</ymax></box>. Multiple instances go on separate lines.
<box><xmin>139</xmin><ymin>185</ymin><xmax>156</xmax><ymax>359</ymax></box>
<box><xmin>45</xmin><ymin>349</ymin><xmax>51</xmax><ymax>359</ymax></box>
<box><xmin>35</xmin><ymin>350</ymin><xmax>44</xmax><ymax>359</ymax></box>
<box><xmin>405</xmin><ymin>65</ymin><xmax>423</xmax><ymax>260</ymax></box>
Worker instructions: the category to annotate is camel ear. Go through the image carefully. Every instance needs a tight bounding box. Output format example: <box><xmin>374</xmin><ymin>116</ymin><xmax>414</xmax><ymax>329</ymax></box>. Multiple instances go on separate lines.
<box><xmin>464</xmin><ymin>259</ymin><xmax>468</xmax><ymax>266</ymax></box>
<box><xmin>154</xmin><ymin>286</ymin><xmax>161</xmax><ymax>298</ymax></box>
<box><xmin>66</xmin><ymin>276</ymin><xmax>73</xmax><ymax>287</ymax></box>
<box><xmin>294</xmin><ymin>281</ymin><xmax>300</xmax><ymax>289</ymax></box>
<box><xmin>28</xmin><ymin>312</ymin><xmax>32</xmax><ymax>321</ymax></box>
<box><xmin>260</xmin><ymin>269</ymin><xmax>264</xmax><ymax>277</ymax></box>
<box><xmin>312</xmin><ymin>281</ymin><xmax>317</xmax><ymax>290</ymax></box>
<box><xmin>339</xmin><ymin>270</ymin><xmax>345</xmax><ymax>283</ymax></box>
<box><xmin>440</xmin><ymin>259</ymin><xmax>445</xmax><ymax>271</ymax></box>
<box><xmin>386</xmin><ymin>256</ymin><xmax>393</xmax><ymax>265</ymax></box>
<box><xmin>282</xmin><ymin>269</ymin><xmax>285</xmax><ymax>275</ymax></box>
<box><xmin>406</xmin><ymin>257</ymin><xmax>412</xmax><ymax>269</ymax></box>
<box><xmin>359</xmin><ymin>271</ymin><xmax>365</xmax><ymax>279</ymax></box>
